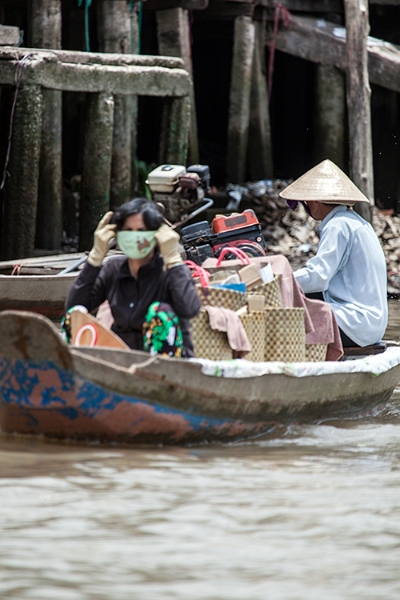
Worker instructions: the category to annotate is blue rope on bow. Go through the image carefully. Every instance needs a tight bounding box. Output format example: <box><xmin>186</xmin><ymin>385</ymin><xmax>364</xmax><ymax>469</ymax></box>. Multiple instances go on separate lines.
<box><xmin>78</xmin><ymin>0</ymin><xmax>92</xmax><ymax>52</ymax></box>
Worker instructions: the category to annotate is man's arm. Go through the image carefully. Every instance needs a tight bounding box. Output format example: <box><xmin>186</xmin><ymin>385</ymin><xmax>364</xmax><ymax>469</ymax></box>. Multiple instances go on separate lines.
<box><xmin>294</xmin><ymin>222</ymin><xmax>350</xmax><ymax>293</ymax></box>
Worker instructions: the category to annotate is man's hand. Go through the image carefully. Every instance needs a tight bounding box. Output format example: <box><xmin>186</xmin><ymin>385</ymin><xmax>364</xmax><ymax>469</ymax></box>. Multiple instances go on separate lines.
<box><xmin>87</xmin><ymin>211</ymin><xmax>117</xmax><ymax>267</ymax></box>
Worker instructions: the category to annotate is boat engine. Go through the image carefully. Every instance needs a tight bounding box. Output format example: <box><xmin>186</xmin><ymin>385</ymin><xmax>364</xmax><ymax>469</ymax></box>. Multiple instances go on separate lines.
<box><xmin>146</xmin><ymin>163</ymin><xmax>211</xmax><ymax>224</ymax></box>
<box><xmin>180</xmin><ymin>209</ymin><xmax>267</xmax><ymax>265</ymax></box>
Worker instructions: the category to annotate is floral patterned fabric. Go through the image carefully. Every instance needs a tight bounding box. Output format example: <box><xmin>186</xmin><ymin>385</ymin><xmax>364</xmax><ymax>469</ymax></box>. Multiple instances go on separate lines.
<box><xmin>143</xmin><ymin>302</ymin><xmax>184</xmax><ymax>358</ymax></box>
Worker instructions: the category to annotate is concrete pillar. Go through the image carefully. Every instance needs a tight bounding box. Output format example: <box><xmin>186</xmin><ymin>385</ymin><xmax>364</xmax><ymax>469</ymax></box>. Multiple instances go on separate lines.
<box><xmin>248</xmin><ymin>20</ymin><xmax>273</xmax><ymax>181</ymax></box>
<box><xmin>226</xmin><ymin>16</ymin><xmax>255</xmax><ymax>183</ymax></box>
<box><xmin>314</xmin><ymin>64</ymin><xmax>346</xmax><ymax>169</ymax></box>
<box><xmin>156</xmin><ymin>7</ymin><xmax>198</xmax><ymax>165</ymax></box>
<box><xmin>1</xmin><ymin>85</ymin><xmax>42</xmax><ymax>260</ymax></box>
<box><xmin>159</xmin><ymin>96</ymin><xmax>191</xmax><ymax>166</ymax></box>
<box><xmin>79</xmin><ymin>92</ymin><xmax>114</xmax><ymax>251</ymax></box>
<box><xmin>98</xmin><ymin>0</ymin><xmax>132</xmax><ymax>207</ymax></box>
<box><xmin>31</xmin><ymin>0</ymin><xmax>63</xmax><ymax>250</ymax></box>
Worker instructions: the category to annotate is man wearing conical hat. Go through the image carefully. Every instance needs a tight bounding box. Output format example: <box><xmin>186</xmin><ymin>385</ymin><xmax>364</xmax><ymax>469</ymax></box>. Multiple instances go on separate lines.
<box><xmin>280</xmin><ymin>159</ymin><xmax>388</xmax><ymax>348</ymax></box>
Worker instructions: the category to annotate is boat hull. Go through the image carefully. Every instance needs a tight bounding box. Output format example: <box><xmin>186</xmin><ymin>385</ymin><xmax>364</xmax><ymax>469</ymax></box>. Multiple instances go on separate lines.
<box><xmin>0</xmin><ymin>357</ymin><xmax>272</xmax><ymax>444</ymax></box>
<box><xmin>0</xmin><ymin>274</ymin><xmax>76</xmax><ymax>319</ymax></box>
<box><xmin>0</xmin><ymin>311</ymin><xmax>399</xmax><ymax>444</ymax></box>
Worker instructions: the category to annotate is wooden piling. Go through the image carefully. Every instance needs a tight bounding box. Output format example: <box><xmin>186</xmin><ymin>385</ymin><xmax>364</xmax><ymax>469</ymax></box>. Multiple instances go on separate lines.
<box><xmin>226</xmin><ymin>16</ymin><xmax>255</xmax><ymax>183</ymax></box>
<box><xmin>248</xmin><ymin>19</ymin><xmax>273</xmax><ymax>181</ymax></box>
<box><xmin>159</xmin><ymin>96</ymin><xmax>191</xmax><ymax>166</ymax></box>
<box><xmin>79</xmin><ymin>92</ymin><xmax>114</xmax><ymax>251</ymax></box>
<box><xmin>156</xmin><ymin>7</ymin><xmax>199</xmax><ymax>165</ymax></box>
<box><xmin>31</xmin><ymin>0</ymin><xmax>62</xmax><ymax>250</ymax></box>
<box><xmin>344</xmin><ymin>0</ymin><xmax>374</xmax><ymax>222</ymax></box>
<box><xmin>1</xmin><ymin>85</ymin><xmax>42</xmax><ymax>260</ymax></box>
<box><xmin>99</xmin><ymin>0</ymin><xmax>132</xmax><ymax>207</ymax></box>
<box><xmin>130</xmin><ymin>5</ymin><xmax>139</xmax><ymax>195</ymax></box>
<box><xmin>314</xmin><ymin>64</ymin><xmax>345</xmax><ymax>169</ymax></box>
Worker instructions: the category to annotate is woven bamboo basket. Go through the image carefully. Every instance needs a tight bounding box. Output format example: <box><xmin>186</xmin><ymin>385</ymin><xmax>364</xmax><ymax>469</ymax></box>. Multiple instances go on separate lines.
<box><xmin>264</xmin><ymin>307</ymin><xmax>305</xmax><ymax>362</ymax></box>
<box><xmin>190</xmin><ymin>310</ymin><xmax>232</xmax><ymax>360</ymax></box>
<box><xmin>305</xmin><ymin>343</ymin><xmax>328</xmax><ymax>362</ymax></box>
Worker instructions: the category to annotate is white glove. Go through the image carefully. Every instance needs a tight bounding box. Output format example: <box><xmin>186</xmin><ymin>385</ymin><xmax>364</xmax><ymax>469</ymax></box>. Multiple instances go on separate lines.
<box><xmin>87</xmin><ymin>211</ymin><xmax>116</xmax><ymax>267</ymax></box>
<box><xmin>155</xmin><ymin>224</ymin><xmax>182</xmax><ymax>269</ymax></box>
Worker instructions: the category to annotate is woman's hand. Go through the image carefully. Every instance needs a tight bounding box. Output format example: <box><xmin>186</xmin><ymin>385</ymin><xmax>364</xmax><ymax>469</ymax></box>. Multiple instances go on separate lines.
<box><xmin>87</xmin><ymin>211</ymin><xmax>117</xmax><ymax>267</ymax></box>
<box><xmin>155</xmin><ymin>224</ymin><xmax>182</xmax><ymax>269</ymax></box>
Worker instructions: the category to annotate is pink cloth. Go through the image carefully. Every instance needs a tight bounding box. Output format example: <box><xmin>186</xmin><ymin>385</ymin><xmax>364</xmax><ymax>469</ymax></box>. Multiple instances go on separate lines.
<box><xmin>202</xmin><ymin>254</ymin><xmax>343</xmax><ymax>361</ymax></box>
<box><xmin>204</xmin><ymin>306</ymin><xmax>251</xmax><ymax>353</ymax></box>
<box><xmin>96</xmin><ymin>300</ymin><xmax>114</xmax><ymax>329</ymax></box>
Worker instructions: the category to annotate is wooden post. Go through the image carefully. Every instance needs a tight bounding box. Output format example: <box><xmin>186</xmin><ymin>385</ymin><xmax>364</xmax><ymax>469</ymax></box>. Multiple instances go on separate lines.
<box><xmin>156</xmin><ymin>7</ymin><xmax>198</xmax><ymax>165</ymax></box>
<box><xmin>130</xmin><ymin>5</ymin><xmax>139</xmax><ymax>194</ymax></box>
<box><xmin>159</xmin><ymin>96</ymin><xmax>191</xmax><ymax>166</ymax></box>
<box><xmin>226</xmin><ymin>16</ymin><xmax>255</xmax><ymax>183</ymax></box>
<box><xmin>1</xmin><ymin>85</ymin><xmax>42</xmax><ymax>260</ymax></box>
<box><xmin>248</xmin><ymin>19</ymin><xmax>273</xmax><ymax>181</ymax></box>
<box><xmin>314</xmin><ymin>64</ymin><xmax>346</xmax><ymax>169</ymax></box>
<box><xmin>31</xmin><ymin>0</ymin><xmax>62</xmax><ymax>250</ymax></box>
<box><xmin>344</xmin><ymin>0</ymin><xmax>373</xmax><ymax>222</ymax></box>
<box><xmin>98</xmin><ymin>0</ymin><xmax>132</xmax><ymax>207</ymax></box>
<box><xmin>79</xmin><ymin>92</ymin><xmax>114</xmax><ymax>251</ymax></box>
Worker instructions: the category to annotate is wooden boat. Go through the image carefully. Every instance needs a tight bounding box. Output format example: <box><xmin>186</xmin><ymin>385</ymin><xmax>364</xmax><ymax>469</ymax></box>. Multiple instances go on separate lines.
<box><xmin>0</xmin><ymin>251</ymin><xmax>120</xmax><ymax>320</ymax></box>
<box><xmin>0</xmin><ymin>253</ymin><xmax>86</xmax><ymax>319</ymax></box>
<box><xmin>1</xmin><ymin>310</ymin><xmax>400</xmax><ymax>445</ymax></box>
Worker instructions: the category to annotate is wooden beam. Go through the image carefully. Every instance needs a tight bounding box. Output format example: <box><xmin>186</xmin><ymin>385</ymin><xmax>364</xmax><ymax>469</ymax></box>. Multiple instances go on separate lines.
<box><xmin>32</xmin><ymin>0</ymin><xmax>63</xmax><ymax>251</ymax></box>
<box><xmin>226</xmin><ymin>16</ymin><xmax>255</xmax><ymax>183</ymax></box>
<box><xmin>156</xmin><ymin>7</ymin><xmax>199</xmax><ymax>163</ymax></box>
<box><xmin>98</xmin><ymin>0</ymin><xmax>132</xmax><ymax>207</ymax></box>
<box><xmin>344</xmin><ymin>0</ymin><xmax>374</xmax><ymax>219</ymax></box>
<box><xmin>0</xmin><ymin>50</ymin><xmax>191</xmax><ymax>96</ymax></box>
<box><xmin>159</xmin><ymin>96</ymin><xmax>191</xmax><ymax>165</ymax></box>
<box><xmin>1</xmin><ymin>85</ymin><xmax>42</xmax><ymax>260</ymax></box>
<box><xmin>0</xmin><ymin>25</ymin><xmax>20</xmax><ymax>46</ymax></box>
<box><xmin>79</xmin><ymin>93</ymin><xmax>114</xmax><ymax>251</ymax></box>
<box><xmin>0</xmin><ymin>47</ymin><xmax>185</xmax><ymax>69</ymax></box>
<box><xmin>248</xmin><ymin>19</ymin><xmax>273</xmax><ymax>179</ymax></box>
<box><xmin>314</xmin><ymin>64</ymin><xmax>346</xmax><ymax>169</ymax></box>
<box><xmin>195</xmin><ymin>2</ymin><xmax>255</xmax><ymax>19</ymax></box>
<box><xmin>265</xmin><ymin>14</ymin><xmax>400</xmax><ymax>94</ymax></box>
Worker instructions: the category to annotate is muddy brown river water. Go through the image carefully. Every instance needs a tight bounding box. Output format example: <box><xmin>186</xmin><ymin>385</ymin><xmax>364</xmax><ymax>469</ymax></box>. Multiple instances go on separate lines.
<box><xmin>1</xmin><ymin>302</ymin><xmax>400</xmax><ymax>599</ymax></box>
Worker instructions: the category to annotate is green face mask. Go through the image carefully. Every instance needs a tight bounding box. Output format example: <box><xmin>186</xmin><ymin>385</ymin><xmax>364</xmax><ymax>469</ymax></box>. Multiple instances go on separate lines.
<box><xmin>117</xmin><ymin>230</ymin><xmax>157</xmax><ymax>260</ymax></box>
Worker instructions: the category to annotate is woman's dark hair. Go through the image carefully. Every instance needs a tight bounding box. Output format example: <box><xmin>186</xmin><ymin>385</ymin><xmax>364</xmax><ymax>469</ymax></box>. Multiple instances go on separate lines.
<box><xmin>112</xmin><ymin>197</ymin><xmax>164</xmax><ymax>231</ymax></box>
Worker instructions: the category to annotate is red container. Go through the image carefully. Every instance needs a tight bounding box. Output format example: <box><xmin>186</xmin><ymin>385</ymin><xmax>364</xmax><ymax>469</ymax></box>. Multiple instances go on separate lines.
<box><xmin>211</xmin><ymin>209</ymin><xmax>260</xmax><ymax>234</ymax></box>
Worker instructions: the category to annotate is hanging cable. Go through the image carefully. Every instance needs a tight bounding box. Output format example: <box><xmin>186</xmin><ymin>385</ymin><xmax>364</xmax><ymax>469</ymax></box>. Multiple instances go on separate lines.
<box><xmin>78</xmin><ymin>0</ymin><xmax>92</xmax><ymax>52</ymax></box>
<box><xmin>0</xmin><ymin>53</ymin><xmax>32</xmax><ymax>191</ymax></box>
<box><xmin>137</xmin><ymin>1</ymin><xmax>143</xmax><ymax>54</ymax></box>
<box><xmin>129</xmin><ymin>1</ymin><xmax>142</xmax><ymax>54</ymax></box>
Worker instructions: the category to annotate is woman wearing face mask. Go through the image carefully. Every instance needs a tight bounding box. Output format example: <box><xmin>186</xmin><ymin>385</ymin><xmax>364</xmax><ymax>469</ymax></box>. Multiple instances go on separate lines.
<box><xmin>65</xmin><ymin>198</ymin><xmax>201</xmax><ymax>357</ymax></box>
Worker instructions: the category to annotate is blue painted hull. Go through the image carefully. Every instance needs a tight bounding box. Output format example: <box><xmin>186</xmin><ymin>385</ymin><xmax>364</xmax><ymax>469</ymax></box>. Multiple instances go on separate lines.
<box><xmin>0</xmin><ymin>357</ymin><xmax>270</xmax><ymax>444</ymax></box>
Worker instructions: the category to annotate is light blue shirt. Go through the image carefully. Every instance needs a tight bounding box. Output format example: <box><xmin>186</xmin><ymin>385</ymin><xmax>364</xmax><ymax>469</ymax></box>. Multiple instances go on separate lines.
<box><xmin>294</xmin><ymin>206</ymin><xmax>388</xmax><ymax>346</ymax></box>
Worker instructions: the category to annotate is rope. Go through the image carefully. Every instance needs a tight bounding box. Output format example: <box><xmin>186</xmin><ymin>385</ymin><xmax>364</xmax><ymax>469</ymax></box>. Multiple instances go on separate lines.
<box><xmin>137</xmin><ymin>1</ymin><xmax>143</xmax><ymax>54</ymax></box>
<box><xmin>77</xmin><ymin>0</ymin><xmax>92</xmax><ymax>52</ymax></box>
<box><xmin>267</xmin><ymin>4</ymin><xmax>291</xmax><ymax>101</ymax></box>
<box><xmin>129</xmin><ymin>1</ymin><xmax>143</xmax><ymax>54</ymax></box>
<box><xmin>11</xmin><ymin>265</ymin><xmax>21</xmax><ymax>276</ymax></box>
<box><xmin>0</xmin><ymin>53</ymin><xmax>32</xmax><ymax>191</ymax></box>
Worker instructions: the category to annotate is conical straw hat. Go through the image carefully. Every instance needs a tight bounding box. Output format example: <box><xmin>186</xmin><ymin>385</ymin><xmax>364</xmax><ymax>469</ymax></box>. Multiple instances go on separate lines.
<box><xmin>279</xmin><ymin>159</ymin><xmax>370</xmax><ymax>205</ymax></box>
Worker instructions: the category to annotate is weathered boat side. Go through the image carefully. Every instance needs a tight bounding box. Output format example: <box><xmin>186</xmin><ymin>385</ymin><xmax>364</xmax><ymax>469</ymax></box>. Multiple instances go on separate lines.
<box><xmin>0</xmin><ymin>274</ymin><xmax>76</xmax><ymax>319</ymax></box>
<box><xmin>0</xmin><ymin>311</ymin><xmax>399</xmax><ymax>445</ymax></box>
<box><xmin>71</xmin><ymin>347</ymin><xmax>400</xmax><ymax>424</ymax></box>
